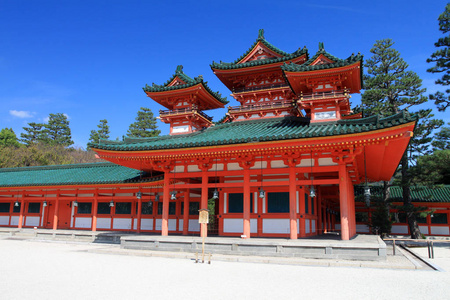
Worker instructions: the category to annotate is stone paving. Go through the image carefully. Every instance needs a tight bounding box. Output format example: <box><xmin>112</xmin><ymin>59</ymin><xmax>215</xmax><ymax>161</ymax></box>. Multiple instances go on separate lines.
<box><xmin>1</xmin><ymin>237</ymin><xmax>450</xmax><ymax>299</ymax></box>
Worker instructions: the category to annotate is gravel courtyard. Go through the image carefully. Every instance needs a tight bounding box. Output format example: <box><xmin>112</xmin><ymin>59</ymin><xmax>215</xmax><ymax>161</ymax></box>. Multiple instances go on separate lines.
<box><xmin>1</xmin><ymin>238</ymin><xmax>449</xmax><ymax>300</ymax></box>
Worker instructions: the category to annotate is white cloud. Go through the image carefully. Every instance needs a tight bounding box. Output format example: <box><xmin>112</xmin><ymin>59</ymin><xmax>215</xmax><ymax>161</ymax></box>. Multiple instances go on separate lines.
<box><xmin>9</xmin><ymin>110</ymin><xmax>35</xmax><ymax>118</ymax></box>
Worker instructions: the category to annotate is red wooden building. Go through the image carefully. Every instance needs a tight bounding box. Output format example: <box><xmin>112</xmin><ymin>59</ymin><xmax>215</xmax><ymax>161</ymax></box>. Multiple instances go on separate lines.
<box><xmin>1</xmin><ymin>30</ymin><xmax>444</xmax><ymax>240</ymax></box>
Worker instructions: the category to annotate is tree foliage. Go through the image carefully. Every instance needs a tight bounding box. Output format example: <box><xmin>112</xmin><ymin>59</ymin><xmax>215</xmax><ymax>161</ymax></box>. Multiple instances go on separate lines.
<box><xmin>127</xmin><ymin>107</ymin><xmax>160</xmax><ymax>138</ymax></box>
<box><xmin>43</xmin><ymin>113</ymin><xmax>74</xmax><ymax>146</ymax></box>
<box><xmin>88</xmin><ymin>119</ymin><xmax>110</xmax><ymax>148</ymax></box>
<box><xmin>432</xmin><ymin>122</ymin><xmax>450</xmax><ymax>150</ymax></box>
<box><xmin>410</xmin><ymin>150</ymin><xmax>450</xmax><ymax>186</ymax></box>
<box><xmin>362</xmin><ymin>39</ymin><xmax>436</xmax><ymax>239</ymax></box>
<box><xmin>20</xmin><ymin>122</ymin><xmax>45</xmax><ymax>145</ymax></box>
<box><xmin>0</xmin><ymin>142</ymin><xmax>98</xmax><ymax>168</ymax></box>
<box><xmin>362</xmin><ymin>39</ymin><xmax>428</xmax><ymax>116</ymax></box>
<box><xmin>0</xmin><ymin>128</ymin><xmax>20</xmax><ymax>148</ymax></box>
<box><xmin>427</xmin><ymin>3</ymin><xmax>450</xmax><ymax>112</ymax></box>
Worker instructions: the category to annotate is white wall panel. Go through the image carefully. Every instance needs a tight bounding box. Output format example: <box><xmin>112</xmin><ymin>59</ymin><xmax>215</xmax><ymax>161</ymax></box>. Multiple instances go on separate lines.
<box><xmin>189</xmin><ymin>219</ymin><xmax>200</xmax><ymax>232</ymax></box>
<box><xmin>223</xmin><ymin>218</ymin><xmax>243</xmax><ymax>233</ymax></box>
<box><xmin>312</xmin><ymin>220</ymin><xmax>316</xmax><ymax>233</ymax></box>
<box><xmin>263</xmin><ymin>219</ymin><xmax>290</xmax><ymax>234</ymax></box>
<box><xmin>305</xmin><ymin>219</ymin><xmax>310</xmax><ymax>234</ymax></box>
<box><xmin>391</xmin><ymin>225</ymin><xmax>408</xmax><ymax>234</ymax></box>
<box><xmin>155</xmin><ymin>219</ymin><xmax>162</xmax><ymax>230</ymax></box>
<box><xmin>113</xmin><ymin>218</ymin><xmax>132</xmax><ymax>230</ymax></box>
<box><xmin>75</xmin><ymin>217</ymin><xmax>92</xmax><ymax>229</ymax></box>
<box><xmin>0</xmin><ymin>216</ymin><xmax>9</xmax><ymax>225</ymax></box>
<box><xmin>96</xmin><ymin>218</ymin><xmax>111</xmax><ymax>229</ymax></box>
<box><xmin>430</xmin><ymin>226</ymin><xmax>450</xmax><ymax>235</ymax></box>
<box><xmin>251</xmin><ymin>219</ymin><xmax>257</xmax><ymax>233</ymax></box>
<box><xmin>179</xmin><ymin>219</ymin><xmax>183</xmax><ymax>231</ymax></box>
<box><xmin>168</xmin><ymin>219</ymin><xmax>177</xmax><ymax>231</ymax></box>
<box><xmin>10</xmin><ymin>216</ymin><xmax>20</xmax><ymax>226</ymax></box>
<box><xmin>140</xmin><ymin>218</ymin><xmax>153</xmax><ymax>230</ymax></box>
<box><xmin>419</xmin><ymin>226</ymin><xmax>429</xmax><ymax>235</ymax></box>
<box><xmin>25</xmin><ymin>216</ymin><xmax>40</xmax><ymax>227</ymax></box>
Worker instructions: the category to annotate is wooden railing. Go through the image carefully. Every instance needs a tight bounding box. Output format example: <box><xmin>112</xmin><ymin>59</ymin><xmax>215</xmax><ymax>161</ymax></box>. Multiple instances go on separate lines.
<box><xmin>300</xmin><ymin>90</ymin><xmax>349</xmax><ymax>100</ymax></box>
<box><xmin>232</xmin><ymin>83</ymin><xmax>289</xmax><ymax>94</ymax></box>
<box><xmin>159</xmin><ymin>108</ymin><xmax>213</xmax><ymax>121</ymax></box>
<box><xmin>227</xmin><ymin>100</ymin><xmax>296</xmax><ymax>113</ymax></box>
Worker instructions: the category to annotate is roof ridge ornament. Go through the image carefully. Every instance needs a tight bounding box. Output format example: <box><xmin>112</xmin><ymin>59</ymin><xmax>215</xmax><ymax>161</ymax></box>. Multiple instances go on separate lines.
<box><xmin>319</xmin><ymin>42</ymin><xmax>324</xmax><ymax>51</ymax></box>
<box><xmin>258</xmin><ymin>29</ymin><xmax>265</xmax><ymax>40</ymax></box>
<box><xmin>175</xmin><ymin>65</ymin><xmax>183</xmax><ymax>74</ymax></box>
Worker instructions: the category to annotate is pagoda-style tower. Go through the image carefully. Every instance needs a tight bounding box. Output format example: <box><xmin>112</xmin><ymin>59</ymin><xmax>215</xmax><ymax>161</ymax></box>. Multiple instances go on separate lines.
<box><xmin>143</xmin><ymin>65</ymin><xmax>228</xmax><ymax>134</ymax></box>
<box><xmin>211</xmin><ymin>29</ymin><xmax>308</xmax><ymax>122</ymax></box>
<box><xmin>282</xmin><ymin>43</ymin><xmax>363</xmax><ymax>123</ymax></box>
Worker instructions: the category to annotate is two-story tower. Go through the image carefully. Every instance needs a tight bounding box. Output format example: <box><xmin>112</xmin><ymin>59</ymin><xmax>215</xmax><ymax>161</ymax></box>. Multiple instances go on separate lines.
<box><xmin>282</xmin><ymin>43</ymin><xmax>363</xmax><ymax>123</ymax></box>
<box><xmin>143</xmin><ymin>65</ymin><xmax>228</xmax><ymax>134</ymax></box>
<box><xmin>211</xmin><ymin>29</ymin><xmax>308</xmax><ymax>122</ymax></box>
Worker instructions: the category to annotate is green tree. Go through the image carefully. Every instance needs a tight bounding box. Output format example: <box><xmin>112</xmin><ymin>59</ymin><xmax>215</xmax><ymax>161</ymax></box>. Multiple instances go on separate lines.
<box><xmin>88</xmin><ymin>119</ymin><xmax>110</xmax><ymax>148</ymax></box>
<box><xmin>20</xmin><ymin>122</ymin><xmax>45</xmax><ymax>146</ymax></box>
<box><xmin>427</xmin><ymin>3</ymin><xmax>450</xmax><ymax>112</ymax></box>
<box><xmin>127</xmin><ymin>107</ymin><xmax>160</xmax><ymax>138</ymax></box>
<box><xmin>410</xmin><ymin>150</ymin><xmax>450</xmax><ymax>186</ymax></box>
<box><xmin>362</xmin><ymin>39</ymin><xmax>436</xmax><ymax>239</ymax></box>
<box><xmin>43</xmin><ymin>113</ymin><xmax>74</xmax><ymax>147</ymax></box>
<box><xmin>432</xmin><ymin>122</ymin><xmax>450</xmax><ymax>150</ymax></box>
<box><xmin>0</xmin><ymin>128</ymin><xmax>21</xmax><ymax>147</ymax></box>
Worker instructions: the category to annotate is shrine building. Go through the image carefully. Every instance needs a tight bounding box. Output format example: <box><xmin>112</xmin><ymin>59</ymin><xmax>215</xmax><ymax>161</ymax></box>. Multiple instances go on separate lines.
<box><xmin>1</xmin><ymin>30</ymin><xmax>447</xmax><ymax>240</ymax></box>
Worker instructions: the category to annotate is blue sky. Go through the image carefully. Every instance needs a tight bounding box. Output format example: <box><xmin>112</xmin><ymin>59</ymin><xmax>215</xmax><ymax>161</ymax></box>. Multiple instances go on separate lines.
<box><xmin>0</xmin><ymin>1</ymin><xmax>447</xmax><ymax>148</ymax></box>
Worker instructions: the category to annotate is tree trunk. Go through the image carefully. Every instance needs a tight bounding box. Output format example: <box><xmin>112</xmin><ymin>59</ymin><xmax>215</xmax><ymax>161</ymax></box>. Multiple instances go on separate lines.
<box><xmin>401</xmin><ymin>152</ymin><xmax>421</xmax><ymax>239</ymax></box>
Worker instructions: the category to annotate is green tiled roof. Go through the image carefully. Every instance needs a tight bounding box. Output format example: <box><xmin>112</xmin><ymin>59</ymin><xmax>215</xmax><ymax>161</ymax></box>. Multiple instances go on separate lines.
<box><xmin>282</xmin><ymin>45</ymin><xmax>363</xmax><ymax>73</ymax></box>
<box><xmin>142</xmin><ymin>65</ymin><xmax>228</xmax><ymax>104</ymax></box>
<box><xmin>0</xmin><ymin>162</ymin><xmax>162</xmax><ymax>188</ymax></box>
<box><xmin>210</xmin><ymin>29</ymin><xmax>308</xmax><ymax>70</ymax></box>
<box><xmin>355</xmin><ymin>185</ymin><xmax>450</xmax><ymax>203</ymax></box>
<box><xmin>89</xmin><ymin>111</ymin><xmax>417</xmax><ymax>152</ymax></box>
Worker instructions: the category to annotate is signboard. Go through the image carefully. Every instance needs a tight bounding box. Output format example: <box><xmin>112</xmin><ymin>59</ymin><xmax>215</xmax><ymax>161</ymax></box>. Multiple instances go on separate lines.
<box><xmin>199</xmin><ymin>209</ymin><xmax>209</xmax><ymax>224</ymax></box>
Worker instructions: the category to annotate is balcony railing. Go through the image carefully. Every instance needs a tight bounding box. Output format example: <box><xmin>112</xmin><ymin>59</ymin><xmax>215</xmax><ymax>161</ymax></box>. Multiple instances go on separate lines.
<box><xmin>159</xmin><ymin>108</ymin><xmax>213</xmax><ymax>121</ymax></box>
<box><xmin>300</xmin><ymin>90</ymin><xmax>349</xmax><ymax>101</ymax></box>
<box><xmin>228</xmin><ymin>100</ymin><xmax>296</xmax><ymax>113</ymax></box>
<box><xmin>232</xmin><ymin>83</ymin><xmax>289</xmax><ymax>94</ymax></box>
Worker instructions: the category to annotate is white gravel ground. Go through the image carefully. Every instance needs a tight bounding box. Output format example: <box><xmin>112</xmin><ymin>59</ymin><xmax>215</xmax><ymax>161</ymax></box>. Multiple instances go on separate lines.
<box><xmin>1</xmin><ymin>239</ymin><xmax>449</xmax><ymax>300</ymax></box>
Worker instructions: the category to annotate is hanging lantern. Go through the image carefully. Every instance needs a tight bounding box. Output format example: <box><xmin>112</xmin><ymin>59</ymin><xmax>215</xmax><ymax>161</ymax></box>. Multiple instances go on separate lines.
<box><xmin>14</xmin><ymin>200</ymin><xmax>19</xmax><ymax>207</ymax></box>
<box><xmin>212</xmin><ymin>189</ymin><xmax>219</xmax><ymax>200</ymax></box>
<box><xmin>73</xmin><ymin>200</ymin><xmax>78</xmax><ymax>207</ymax></box>
<box><xmin>155</xmin><ymin>194</ymin><xmax>160</xmax><ymax>202</ymax></box>
<box><xmin>136</xmin><ymin>191</ymin><xmax>142</xmax><ymax>200</ymax></box>
<box><xmin>170</xmin><ymin>191</ymin><xmax>177</xmax><ymax>200</ymax></box>
<box><xmin>109</xmin><ymin>200</ymin><xmax>114</xmax><ymax>207</ymax></box>
<box><xmin>310</xmin><ymin>186</ymin><xmax>316</xmax><ymax>198</ymax></box>
<box><xmin>259</xmin><ymin>187</ymin><xmax>266</xmax><ymax>199</ymax></box>
<box><xmin>43</xmin><ymin>201</ymin><xmax>47</xmax><ymax>207</ymax></box>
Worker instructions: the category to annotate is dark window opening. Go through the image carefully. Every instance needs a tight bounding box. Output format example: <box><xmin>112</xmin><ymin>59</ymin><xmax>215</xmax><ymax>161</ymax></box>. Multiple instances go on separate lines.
<box><xmin>28</xmin><ymin>203</ymin><xmax>40</xmax><ymax>214</ymax></box>
<box><xmin>0</xmin><ymin>203</ymin><xmax>10</xmax><ymax>213</ymax></box>
<box><xmin>267</xmin><ymin>192</ymin><xmax>289</xmax><ymax>213</ymax></box>
<box><xmin>115</xmin><ymin>202</ymin><xmax>132</xmax><ymax>214</ymax></box>
<box><xmin>228</xmin><ymin>193</ymin><xmax>253</xmax><ymax>213</ymax></box>
<box><xmin>97</xmin><ymin>203</ymin><xmax>111</xmax><ymax>214</ymax></box>
<box><xmin>431</xmin><ymin>213</ymin><xmax>448</xmax><ymax>224</ymax></box>
<box><xmin>141</xmin><ymin>202</ymin><xmax>153</xmax><ymax>215</ymax></box>
<box><xmin>305</xmin><ymin>193</ymin><xmax>309</xmax><ymax>214</ymax></box>
<box><xmin>77</xmin><ymin>202</ymin><xmax>92</xmax><ymax>214</ymax></box>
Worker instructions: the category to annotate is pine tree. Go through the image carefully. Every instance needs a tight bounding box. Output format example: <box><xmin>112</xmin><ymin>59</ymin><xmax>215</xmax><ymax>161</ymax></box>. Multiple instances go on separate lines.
<box><xmin>43</xmin><ymin>113</ymin><xmax>74</xmax><ymax>147</ymax></box>
<box><xmin>432</xmin><ymin>122</ymin><xmax>450</xmax><ymax>150</ymax></box>
<box><xmin>20</xmin><ymin>122</ymin><xmax>45</xmax><ymax>146</ymax></box>
<box><xmin>0</xmin><ymin>128</ymin><xmax>21</xmax><ymax>148</ymax></box>
<box><xmin>362</xmin><ymin>39</ymin><xmax>438</xmax><ymax>239</ymax></box>
<box><xmin>88</xmin><ymin>119</ymin><xmax>110</xmax><ymax>149</ymax></box>
<box><xmin>427</xmin><ymin>3</ymin><xmax>450</xmax><ymax>112</ymax></box>
<box><xmin>127</xmin><ymin>107</ymin><xmax>160</xmax><ymax>138</ymax></box>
